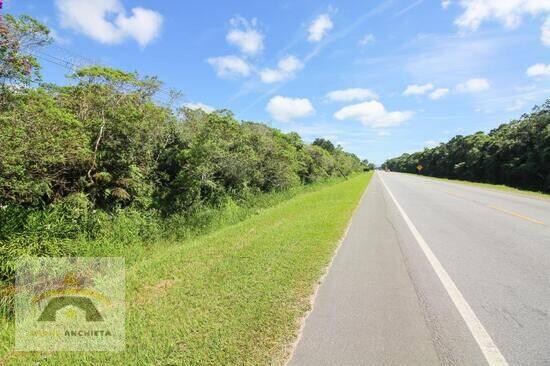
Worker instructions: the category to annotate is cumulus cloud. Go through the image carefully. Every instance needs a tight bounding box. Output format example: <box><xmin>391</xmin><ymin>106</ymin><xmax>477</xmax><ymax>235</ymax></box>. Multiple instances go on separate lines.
<box><xmin>266</xmin><ymin>96</ymin><xmax>314</xmax><ymax>122</ymax></box>
<box><xmin>403</xmin><ymin>83</ymin><xmax>434</xmax><ymax>96</ymax></box>
<box><xmin>453</xmin><ymin>0</ymin><xmax>550</xmax><ymax>45</ymax></box>
<box><xmin>56</xmin><ymin>0</ymin><xmax>163</xmax><ymax>46</ymax></box>
<box><xmin>207</xmin><ymin>56</ymin><xmax>251</xmax><ymax>78</ymax></box>
<box><xmin>358</xmin><ymin>33</ymin><xmax>376</xmax><ymax>46</ymax></box>
<box><xmin>260</xmin><ymin>56</ymin><xmax>303</xmax><ymax>83</ymax></box>
<box><xmin>308</xmin><ymin>14</ymin><xmax>333</xmax><ymax>42</ymax></box>
<box><xmin>429</xmin><ymin>88</ymin><xmax>450</xmax><ymax>99</ymax></box>
<box><xmin>455</xmin><ymin>78</ymin><xmax>490</xmax><ymax>93</ymax></box>
<box><xmin>442</xmin><ymin>0</ymin><xmax>452</xmax><ymax>9</ymax></box>
<box><xmin>334</xmin><ymin>101</ymin><xmax>413</xmax><ymax>128</ymax></box>
<box><xmin>183</xmin><ymin>102</ymin><xmax>215</xmax><ymax>113</ymax></box>
<box><xmin>527</xmin><ymin>63</ymin><xmax>550</xmax><ymax>77</ymax></box>
<box><xmin>226</xmin><ymin>17</ymin><xmax>264</xmax><ymax>56</ymax></box>
<box><xmin>326</xmin><ymin>88</ymin><xmax>379</xmax><ymax>102</ymax></box>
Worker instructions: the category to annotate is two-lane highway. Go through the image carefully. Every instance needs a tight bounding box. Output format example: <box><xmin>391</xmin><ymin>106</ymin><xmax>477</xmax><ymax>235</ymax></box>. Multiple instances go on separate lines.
<box><xmin>289</xmin><ymin>172</ymin><xmax>550</xmax><ymax>365</ymax></box>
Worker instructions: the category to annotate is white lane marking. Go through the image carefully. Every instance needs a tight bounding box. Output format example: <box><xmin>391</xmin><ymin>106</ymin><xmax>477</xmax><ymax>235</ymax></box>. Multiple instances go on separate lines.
<box><xmin>378</xmin><ymin>173</ymin><xmax>509</xmax><ymax>366</ymax></box>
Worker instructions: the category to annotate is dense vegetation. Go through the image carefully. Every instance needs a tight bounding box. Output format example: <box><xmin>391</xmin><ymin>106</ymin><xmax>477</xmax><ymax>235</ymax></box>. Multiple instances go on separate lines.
<box><xmin>1</xmin><ymin>174</ymin><xmax>372</xmax><ymax>366</ymax></box>
<box><xmin>0</xmin><ymin>15</ymin><xmax>367</xmax><ymax>282</ymax></box>
<box><xmin>383</xmin><ymin>103</ymin><xmax>550</xmax><ymax>193</ymax></box>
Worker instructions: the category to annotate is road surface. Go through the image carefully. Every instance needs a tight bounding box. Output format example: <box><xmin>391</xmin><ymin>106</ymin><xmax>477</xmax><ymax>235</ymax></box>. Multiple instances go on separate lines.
<box><xmin>289</xmin><ymin>172</ymin><xmax>550</xmax><ymax>366</ymax></box>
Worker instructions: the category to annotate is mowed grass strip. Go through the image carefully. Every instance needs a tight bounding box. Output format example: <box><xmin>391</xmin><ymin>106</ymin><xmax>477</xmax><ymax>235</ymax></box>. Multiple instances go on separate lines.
<box><xmin>1</xmin><ymin>172</ymin><xmax>372</xmax><ymax>366</ymax></box>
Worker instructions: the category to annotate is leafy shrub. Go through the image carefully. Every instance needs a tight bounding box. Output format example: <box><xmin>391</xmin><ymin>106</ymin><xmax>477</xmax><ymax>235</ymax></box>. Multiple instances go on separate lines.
<box><xmin>0</xmin><ymin>14</ymin><xmax>369</xmax><ymax>303</ymax></box>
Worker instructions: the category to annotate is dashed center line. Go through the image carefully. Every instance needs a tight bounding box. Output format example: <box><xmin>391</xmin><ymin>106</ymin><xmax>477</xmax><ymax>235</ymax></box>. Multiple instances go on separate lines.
<box><xmin>439</xmin><ymin>190</ymin><xmax>546</xmax><ymax>226</ymax></box>
<box><xmin>487</xmin><ymin>205</ymin><xmax>546</xmax><ymax>226</ymax></box>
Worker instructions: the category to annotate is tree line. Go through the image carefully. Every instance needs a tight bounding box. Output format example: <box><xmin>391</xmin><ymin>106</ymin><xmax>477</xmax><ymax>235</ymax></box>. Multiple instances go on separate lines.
<box><xmin>0</xmin><ymin>15</ymin><xmax>367</xmax><ymax>253</ymax></box>
<box><xmin>382</xmin><ymin>102</ymin><xmax>550</xmax><ymax>192</ymax></box>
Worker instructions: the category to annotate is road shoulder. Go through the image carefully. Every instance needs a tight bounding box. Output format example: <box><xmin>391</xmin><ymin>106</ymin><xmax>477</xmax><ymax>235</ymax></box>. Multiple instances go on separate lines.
<box><xmin>288</xmin><ymin>173</ymin><xmax>440</xmax><ymax>366</ymax></box>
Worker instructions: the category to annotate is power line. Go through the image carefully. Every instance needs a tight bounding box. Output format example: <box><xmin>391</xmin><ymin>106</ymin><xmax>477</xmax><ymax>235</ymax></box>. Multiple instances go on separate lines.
<box><xmin>2</xmin><ymin>7</ymin><xmax>177</xmax><ymax>106</ymax></box>
<box><xmin>28</xmin><ymin>45</ymin><xmax>178</xmax><ymax>107</ymax></box>
<box><xmin>32</xmin><ymin>52</ymin><xmax>173</xmax><ymax>107</ymax></box>
<box><xmin>33</xmin><ymin>50</ymin><xmax>83</xmax><ymax>71</ymax></box>
<box><xmin>47</xmin><ymin>43</ymin><xmax>98</xmax><ymax>66</ymax></box>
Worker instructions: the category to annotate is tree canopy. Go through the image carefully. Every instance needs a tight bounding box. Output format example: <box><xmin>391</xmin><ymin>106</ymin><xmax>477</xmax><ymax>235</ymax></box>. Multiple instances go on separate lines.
<box><xmin>0</xmin><ymin>14</ymin><xmax>51</xmax><ymax>90</ymax></box>
<box><xmin>383</xmin><ymin>102</ymin><xmax>550</xmax><ymax>193</ymax></box>
<box><xmin>0</xmin><ymin>14</ymin><xmax>368</xmax><ymax>214</ymax></box>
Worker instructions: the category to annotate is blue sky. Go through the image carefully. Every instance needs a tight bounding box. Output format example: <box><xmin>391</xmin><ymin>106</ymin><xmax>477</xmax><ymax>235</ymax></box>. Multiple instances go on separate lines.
<box><xmin>5</xmin><ymin>0</ymin><xmax>550</xmax><ymax>164</ymax></box>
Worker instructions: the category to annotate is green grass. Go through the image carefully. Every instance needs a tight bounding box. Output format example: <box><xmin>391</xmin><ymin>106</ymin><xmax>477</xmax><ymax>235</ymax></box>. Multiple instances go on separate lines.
<box><xmin>0</xmin><ymin>172</ymin><xmax>372</xmax><ymax>365</ymax></box>
<box><xmin>0</xmin><ymin>174</ymin><xmax>360</xmax><ymax>298</ymax></box>
<box><xmin>406</xmin><ymin>173</ymin><xmax>550</xmax><ymax>200</ymax></box>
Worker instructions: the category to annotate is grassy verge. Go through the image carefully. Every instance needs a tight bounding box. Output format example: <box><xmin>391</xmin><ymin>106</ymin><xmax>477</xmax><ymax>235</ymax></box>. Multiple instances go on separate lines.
<box><xmin>405</xmin><ymin>173</ymin><xmax>550</xmax><ymax>200</ymax></box>
<box><xmin>0</xmin><ymin>175</ymin><xmax>359</xmax><ymax>318</ymax></box>
<box><xmin>0</xmin><ymin>175</ymin><xmax>359</xmax><ymax>290</ymax></box>
<box><xmin>0</xmin><ymin>172</ymin><xmax>372</xmax><ymax>365</ymax></box>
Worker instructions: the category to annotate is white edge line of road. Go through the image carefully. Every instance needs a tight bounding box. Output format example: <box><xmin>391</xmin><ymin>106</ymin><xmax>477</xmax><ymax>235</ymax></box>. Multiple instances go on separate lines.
<box><xmin>378</xmin><ymin>172</ymin><xmax>509</xmax><ymax>366</ymax></box>
<box><xmin>284</xmin><ymin>174</ymin><xmax>373</xmax><ymax>365</ymax></box>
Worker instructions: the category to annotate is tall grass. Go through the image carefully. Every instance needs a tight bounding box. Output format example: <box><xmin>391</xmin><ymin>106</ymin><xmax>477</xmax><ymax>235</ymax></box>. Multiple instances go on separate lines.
<box><xmin>0</xmin><ymin>173</ymin><xmax>372</xmax><ymax>366</ymax></box>
<box><xmin>0</xmin><ymin>174</ymin><xmax>356</xmax><ymax>316</ymax></box>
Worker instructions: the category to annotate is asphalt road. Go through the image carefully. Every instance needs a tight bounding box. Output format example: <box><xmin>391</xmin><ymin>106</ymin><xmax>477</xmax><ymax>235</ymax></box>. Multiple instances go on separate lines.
<box><xmin>288</xmin><ymin>172</ymin><xmax>550</xmax><ymax>366</ymax></box>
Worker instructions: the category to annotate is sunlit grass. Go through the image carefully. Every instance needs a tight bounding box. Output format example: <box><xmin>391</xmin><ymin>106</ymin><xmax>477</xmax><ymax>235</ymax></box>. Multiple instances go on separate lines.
<box><xmin>0</xmin><ymin>173</ymin><xmax>372</xmax><ymax>365</ymax></box>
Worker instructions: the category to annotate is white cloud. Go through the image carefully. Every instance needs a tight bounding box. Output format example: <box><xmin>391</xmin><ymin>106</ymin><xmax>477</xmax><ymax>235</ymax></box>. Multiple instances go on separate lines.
<box><xmin>454</xmin><ymin>0</ymin><xmax>550</xmax><ymax>45</ymax></box>
<box><xmin>207</xmin><ymin>56</ymin><xmax>251</xmax><ymax>78</ymax></box>
<box><xmin>56</xmin><ymin>0</ymin><xmax>163</xmax><ymax>46</ymax></box>
<box><xmin>378</xmin><ymin>130</ymin><xmax>391</xmax><ymax>136</ymax></box>
<box><xmin>308</xmin><ymin>14</ymin><xmax>333</xmax><ymax>42</ymax></box>
<box><xmin>286</xmin><ymin>123</ymin><xmax>345</xmax><ymax>140</ymax></box>
<box><xmin>526</xmin><ymin>63</ymin><xmax>550</xmax><ymax>77</ymax></box>
<box><xmin>403</xmin><ymin>83</ymin><xmax>434</xmax><ymax>96</ymax></box>
<box><xmin>429</xmin><ymin>88</ymin><xmax>450</xmax><ymax>99</ymax></box>
<box><xmin>542</xmin><ymin>16</ymin><xmax>550</xmax><ymax>45</ymax></box>
<box><xmin>442</xmin><ymin>0</ymin><xmax>452</xmax><ymax>9</ymax></box>
<box><xmin>326</xmin><ymin>88</ymin><xmax>379</xmax><ymax>102</ymax></box>
<box><xmin>183</xmin><ymin>102</ymin><xmax>215</xmax><ymax>113</ymax></box>
<box><xmin>455</xmin><ymin>0</ymin><xmax>550</xmax><ymax>30</ymax></box>
<box><xmin>334</xmin><ymin>101</ymin><xmax>413</xmax><ymax>128</ymax></box>
<box><xmin>475</xmin><ymin>85</ymin><xmax>550</xmax><ymax>113</ymax></box>
<box><xmin>404</xmin><ymin>35</ymin><xmax>500</xmax><ymax>82</ymax></box>
<box><xmin>266</xmin><ymin>96</ymin><xmax>315</xmax><ymax>122</ymax></box>
<box><xmin>226</xmin><ymin>17</ymin><xmax>264</xmax><ymax>56</ymax></box>
<box><xmin>455</xmin><ymin>78</ymin><xmax>490</xmax><ymax>92</ymax></box>
<box><xmin>506</xmin><ymin>99</ymin><xmax>526</xmax><ymax>111</ymax></box>
<box><xmin>260</xmin><ymin>55</ymin><xmax>303</xmax><ymax>83</ymax></box>
<box><xmin>358</xmin><ymin>33</ymin><xmax>375</xmax><ymax>46</ymax></box>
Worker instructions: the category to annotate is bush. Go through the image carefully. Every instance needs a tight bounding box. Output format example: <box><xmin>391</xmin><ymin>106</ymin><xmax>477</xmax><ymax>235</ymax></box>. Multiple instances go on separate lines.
<box><xmin>0</xmin><ymin>14</ymin><xmax>368</xmax><ymax>299</ymax></box>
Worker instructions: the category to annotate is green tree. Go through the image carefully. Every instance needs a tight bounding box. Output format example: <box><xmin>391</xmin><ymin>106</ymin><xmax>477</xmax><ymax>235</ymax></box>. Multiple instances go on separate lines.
<box><xmin>0</xmin><ymin>89</ymin><xmax>90</xmax><ymax>206</ymax></box>
<box><xmin>60</xmin><ymin>66</ymin><xmax>172</xmax><ymax>209</ymax></box>
<box><xmin>383</xmin><ymin>101</ymin><xmax>550</xmax><ymax>192</ymax></box>
<box><xmin>0</xmin><ymin>14</ymin><xmax>51</xmax><ymax>94</ymax></box>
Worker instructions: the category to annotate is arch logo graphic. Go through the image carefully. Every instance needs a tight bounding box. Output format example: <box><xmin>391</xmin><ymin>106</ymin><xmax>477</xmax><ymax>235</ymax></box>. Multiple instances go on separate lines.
<box><xmin>15</xmin><ymin>257</ymin><xmax>125</xmax><ymax>351</ymax></box>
